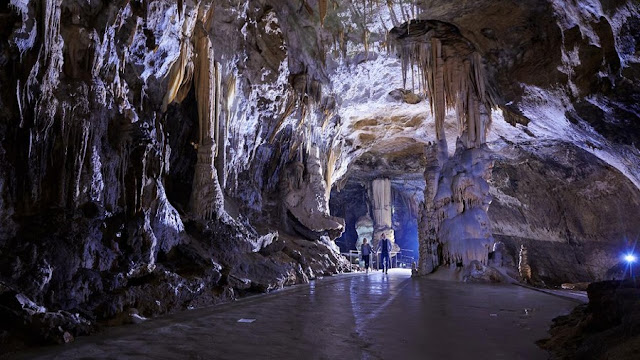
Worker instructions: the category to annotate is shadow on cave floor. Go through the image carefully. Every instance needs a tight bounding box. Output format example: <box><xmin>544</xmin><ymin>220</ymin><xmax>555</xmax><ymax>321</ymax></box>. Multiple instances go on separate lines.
<box><xmin>13</xmin><ymin>269</ymin><xmax>578</xmax><ymax>360</ymax></box>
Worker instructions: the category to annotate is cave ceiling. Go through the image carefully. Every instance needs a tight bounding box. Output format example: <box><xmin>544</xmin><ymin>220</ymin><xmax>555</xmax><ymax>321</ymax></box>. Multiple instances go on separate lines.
<box><xmin>267</xmin><ymin>0</ymin><xmax>640</xmax><ymax>188</ymax></box>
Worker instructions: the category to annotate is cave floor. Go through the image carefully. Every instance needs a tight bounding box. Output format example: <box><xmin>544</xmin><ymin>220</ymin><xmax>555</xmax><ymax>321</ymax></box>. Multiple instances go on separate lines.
<box><xmin>18</xmin><ymin>269</ymin><xmax>579</xmax><ymax>360</ymax></box>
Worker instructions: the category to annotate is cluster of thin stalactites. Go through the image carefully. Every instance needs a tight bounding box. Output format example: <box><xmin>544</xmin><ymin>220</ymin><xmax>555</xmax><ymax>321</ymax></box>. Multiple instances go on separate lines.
<box><xmin>389</xmin><ymin>22</ymin><xmax>497</xmax><ymax>149</ymax></box>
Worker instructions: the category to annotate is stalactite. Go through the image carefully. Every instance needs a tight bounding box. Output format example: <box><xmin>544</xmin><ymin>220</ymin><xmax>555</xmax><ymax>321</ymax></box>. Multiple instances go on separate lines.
<box><xmin>389</xmin><ymin>20</ymin><xmax>496</xmax><ymax>149</ymax></box>
<box><xmin>161</xmin><ymin>41</ymin><xmax>194</xmax><ymax>112</ymax></box>
<box><xmin>319</xmin><ymin>0</ymin><xmax>328</xmax><ymax>26</ymax></box>
<box><xmin>212</xmin><ymin>61</ymin><xmax>222</xmax><ymax>158</ymax></box>
<box><xmin>217</xmin><ymin>73</ymin><xmax>236</xmax><ymax>188</ymax></box>
<box><xmin>324</xmin><ymin>140</ymin><xmax>340</xmax><ymax>201</ymax></box>
<box><xmin>386</xmin><ymin>0</ymin><xmax>399</xmax><ymax>27</ymax></box>
<box><xmin>193</xmin><ymin>23</ymin><xmax>214</xmax><ymax>145</ymax></box>
<box><xmin>43</xmin><ymin>0</ymin><xmax>63</xmax><ymax>62</ymax></box>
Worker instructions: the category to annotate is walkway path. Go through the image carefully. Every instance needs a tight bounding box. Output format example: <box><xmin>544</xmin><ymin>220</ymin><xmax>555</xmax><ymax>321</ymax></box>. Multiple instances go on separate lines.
<box><xmin>18</xmin><ymin>269</ymin><xmax>578</xmax><ymax>360</ymax></box>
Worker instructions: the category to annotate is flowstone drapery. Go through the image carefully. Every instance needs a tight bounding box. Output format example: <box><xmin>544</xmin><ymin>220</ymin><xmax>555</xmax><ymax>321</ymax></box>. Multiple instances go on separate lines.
<box><xmin>370</xmin><ymin>178</ymin><xmax>397</xmax><ymax>250</ymax></box>
<box><xmin>390</xmin><ymin>20</ymin><xmax>497</xmax><ymax>277</ymax></box>
<box><xmin>162</xmin><ymin>4</ymin><xmax>227</xmax><ymax>220</ymax></box>
<box><xmin>354</xmin><ymin>214</ymin><xmax>374</xmax><ymax>251</ymax></box>
<box><xmin>281</xmin><ymin>145</ymin><xmax>345</xmax><ymax>240</ymax></box>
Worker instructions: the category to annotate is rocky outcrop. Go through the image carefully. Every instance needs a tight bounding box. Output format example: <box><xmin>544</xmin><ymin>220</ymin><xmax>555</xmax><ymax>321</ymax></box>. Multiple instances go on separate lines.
<box><xmin>0</xmin><ymin>211</ymin><xmax>348</xmax><ymax>352</ymax></box>
<box><xmin>280</xmin><ymin>145</ymin><xmax>345</xmax><ymax>240</ymax></box>
<box><xmin>539</xmin><ymin>277</ymin><xmax>640</xmax><ymax>359</ymax></box>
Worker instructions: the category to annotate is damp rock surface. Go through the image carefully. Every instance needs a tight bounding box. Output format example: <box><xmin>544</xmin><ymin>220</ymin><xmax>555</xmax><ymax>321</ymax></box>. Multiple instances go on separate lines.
<box><xmin>539</xmin><ymin>277</ymin><xmax>640</xmax><ymax>360</ymax></box>
<box><xmin>12</xmin><ymin>270</ymin><xmax>578</xmax><ymax>360</ymax></box>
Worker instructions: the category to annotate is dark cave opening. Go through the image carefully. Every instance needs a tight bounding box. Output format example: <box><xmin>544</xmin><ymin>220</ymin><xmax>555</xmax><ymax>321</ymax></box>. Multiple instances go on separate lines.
<box><xmin>163</xmin><ymin>89</ymin><xmax>199</xmax><ymax>214</ymax></box>
<box><xmin>329</xmin><ymin>178</ymin><xmax>422</xmax><ymax>268</ymax></box>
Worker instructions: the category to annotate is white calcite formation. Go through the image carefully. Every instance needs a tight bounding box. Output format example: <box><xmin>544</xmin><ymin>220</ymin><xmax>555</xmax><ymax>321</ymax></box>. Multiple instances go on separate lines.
<box><xmin>418</xmin><ymin>141</ymin><xmax>495</xmax><ymax>275</ymax></box>
<box><xmin>389</xmin><ymin>20</ymin><xmax>497</xmax><ymax>276</ymax></box>
<box><xmin>280</xmin><ymin>145</ymin><xmax>345</xmax><ymax>239</ymax></box>
<box><xmin>370</xmin><ymin>178</ymin><xmax>395</xmax><ymax>246</ymax></box>
<box><xmin>354</xmin><ymin>214</ymin><xmax>374</xmax><ymax>251</ymax></box>
<box><xmin>433</xmin><ymin>142</ymin><xmax>494</xmax><ymax>267</ymax></box>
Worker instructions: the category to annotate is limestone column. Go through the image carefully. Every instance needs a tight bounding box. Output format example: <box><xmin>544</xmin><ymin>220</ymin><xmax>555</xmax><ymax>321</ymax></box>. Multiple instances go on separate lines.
<box><xmin>371</xmin><ymin>178</ymin><xmax>394</xmax><ymax>247</ymax></box>
<box><xmin>190</xmin><ymin>17</ymin><xmax>224</xmax><ymax>220</ymax></box>
<box><xmin>417</xmin><ymin>143</ymin><xmax>441</xmax><ymax>275</ymax></box>
<box><xmin>389</xmin><ymin>20</ymin><xmax>496</xmax><ymax>276</ymax></box>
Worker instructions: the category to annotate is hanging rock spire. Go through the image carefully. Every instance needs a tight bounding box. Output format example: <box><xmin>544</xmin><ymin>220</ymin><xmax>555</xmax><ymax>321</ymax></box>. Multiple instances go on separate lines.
<box><xmin>389</xmin><ymin>20</ymin><xmax>496</xmax><ymax>149</ymax></box>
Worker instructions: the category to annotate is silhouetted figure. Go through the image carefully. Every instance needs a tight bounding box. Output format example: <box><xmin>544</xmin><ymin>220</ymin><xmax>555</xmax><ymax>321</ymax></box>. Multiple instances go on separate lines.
<box><xmin>361</xmin><ymin>238</ymin><xmax>372</xmax><ymax>273</ymax></box>
<box><xmin>378</xmin><ymin>234</ymin><xmax>392</xmax><ymax>274</ymax></box>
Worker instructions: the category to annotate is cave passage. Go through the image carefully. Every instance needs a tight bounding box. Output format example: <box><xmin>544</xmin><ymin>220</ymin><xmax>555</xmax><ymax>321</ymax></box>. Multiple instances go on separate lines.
<box><xmin>330</xmin><ymin>176</ymin><xmax>423</xmax><ymax>270</ymax></box>
<box><xmin>16</xmin><ymin>270</ymin><xmax>579</xmax><ymax>360</ymax></box>
<box><xmin>1</xmin><ymin>0</ymin><xmax>640</xmax><ymax>358</ymax></box>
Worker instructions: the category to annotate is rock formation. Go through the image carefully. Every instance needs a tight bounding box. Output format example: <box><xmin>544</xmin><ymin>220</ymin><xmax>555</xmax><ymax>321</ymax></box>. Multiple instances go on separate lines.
<box><xmin>0</xmin><ymin>0</ymin><xmax>639</xmax><ymax>353</ymax></box>
<box><xmin>354</xmin><ymin>214</ymin><xmax>373</xmax><ymax>251</ymax></box>
<box><xmin>539</xmin><ymin>278</ymin><xmax>640</xmax><ymax>359</ymax></box>
<box><xmin>370</xmin><ymin>178</ymin><xmax>395</xmax><ymax>245</ymax></box>
<box><xmin>281</xmin><ymin>145</ymin><xmax>345</xmax><ymax>240</ymax></box>
<box><xmin>489</xmin><ymin>140</ymin><xmax>640</xmax><ymax>285</ymax></box>
<box><xmin>388</xmin><ymin>19</ymin><xmax>497</xmax><ymax>276</ymax></box>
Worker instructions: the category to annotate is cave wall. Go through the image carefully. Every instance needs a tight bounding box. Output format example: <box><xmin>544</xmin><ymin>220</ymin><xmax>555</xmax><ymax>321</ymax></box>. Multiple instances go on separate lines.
<box><xmin>489</xmin><ymin>140</ymin><xmax>640</xmax><ymax>285</ymax></box>
<box><xmin>0</xmin><ymin>0</ymin><xmax>352</xmax><ymax>350</ymax></box>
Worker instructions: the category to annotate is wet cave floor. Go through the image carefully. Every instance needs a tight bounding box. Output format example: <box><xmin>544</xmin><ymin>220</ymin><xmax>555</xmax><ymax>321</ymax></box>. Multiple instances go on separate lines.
<box><xmin>15</xmin><ymin>270</ymin><xmax>579</xmax><ymax>360</ymax></box>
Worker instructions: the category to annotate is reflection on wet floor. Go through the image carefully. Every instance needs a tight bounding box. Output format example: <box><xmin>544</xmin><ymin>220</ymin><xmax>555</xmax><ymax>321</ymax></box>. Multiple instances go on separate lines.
<box><xmin>17</xmin><ymin>269</ymin><xmax>578</xmax><ymax>360</ymax></box>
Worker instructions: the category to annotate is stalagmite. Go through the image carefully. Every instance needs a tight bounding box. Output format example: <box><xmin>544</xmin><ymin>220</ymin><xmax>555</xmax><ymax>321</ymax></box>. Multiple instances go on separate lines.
<box><xmin>417</xmin><ymin>142</ymin><xmax>442</xmax><ymax>274</ymax></box>
<box><xmin>519</xmin><ymin>245</ymin><xmax>532</xmax><ymax>283</ymax></box>
<box><xmin>390</xmin><ymin>20</ymin><xmax>497</xmax><ymax>276</ymax></box>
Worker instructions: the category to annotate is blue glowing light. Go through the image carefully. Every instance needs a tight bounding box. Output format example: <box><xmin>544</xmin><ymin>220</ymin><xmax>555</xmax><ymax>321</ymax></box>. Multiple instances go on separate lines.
<box><xmin>624</xmin><ymin>253</ymin><xmax>637</xmax><ymax>263</ymax></box>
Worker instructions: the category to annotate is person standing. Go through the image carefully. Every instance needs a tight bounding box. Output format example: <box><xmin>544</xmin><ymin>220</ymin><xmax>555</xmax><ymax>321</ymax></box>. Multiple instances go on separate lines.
<box><xmin>361</xmin><ymin>238</ymin><xmax>372</xmax><ymax>273</ymax></box>
<box><xmin>377</xmin><ymin>233</ymin><xmax>392</xmax><ymax>274</ymax></box>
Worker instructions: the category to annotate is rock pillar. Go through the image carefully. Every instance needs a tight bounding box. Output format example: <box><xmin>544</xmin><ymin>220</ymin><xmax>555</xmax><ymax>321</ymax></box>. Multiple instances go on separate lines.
<box><xmin>371</xmin><ymin>178</ymin><xmax>395</xmax><ymax>248</ymax></box>
<box><xmin>190</xmin><ymin>13</ymin><xmax>224</xmax><ymax>220</ymax></box>
<box><xmin>389</xmin><ymin>20</ymin><xmax>497</xmax><ymax>276</ymax></box>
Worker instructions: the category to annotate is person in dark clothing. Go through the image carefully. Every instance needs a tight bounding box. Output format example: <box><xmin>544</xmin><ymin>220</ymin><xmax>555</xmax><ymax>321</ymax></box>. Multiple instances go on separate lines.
<box><xmin>377</xmin><ymin>233</ymin><xmax>392</xmax><ymax>274</ymax></box>
<box><xmin>361</xmin><ymin>238</ymin><xmax>372</xmax><ymax>273</ymax></box>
